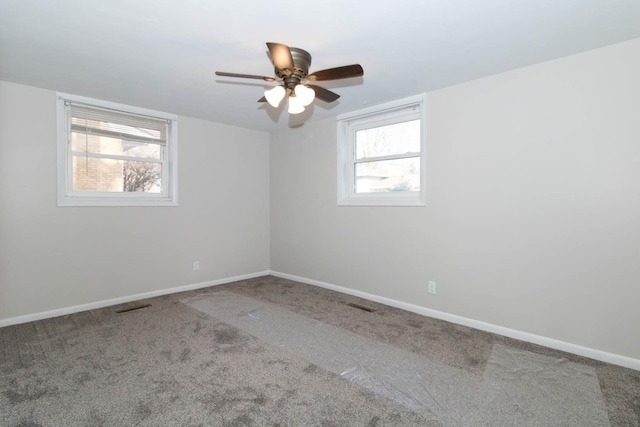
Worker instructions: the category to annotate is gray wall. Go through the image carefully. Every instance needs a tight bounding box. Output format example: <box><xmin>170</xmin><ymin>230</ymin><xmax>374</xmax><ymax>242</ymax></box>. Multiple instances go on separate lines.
<box><xmin>2</xmin><ymin>38</ymin><xmax>639</xmax><ymax>362</ymax></box>
<box><xmin>270</xmin><ymin>38</ymin><xmax>640</xmax><ymax>360</ymax></box>
<box><xmin>0</xmin><ymin>81</ymin><xmax>270</xmax><ymax>319</ymax></box>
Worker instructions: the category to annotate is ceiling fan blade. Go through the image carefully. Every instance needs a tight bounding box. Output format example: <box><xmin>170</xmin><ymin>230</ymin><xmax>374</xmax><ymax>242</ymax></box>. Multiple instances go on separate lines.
<box><xmin>215</xmin><ymin>71</ymin><xmax>275</xmax><ymax>82</ymax></box>
<box><xmin>266</xmin><ymin>42</ymin><xmax>294</xmax><ymax>71</ymax></box>
<box><xmin>307</xmin><ymin>85</ymin><xmax>340</xmax><ymax>103</ymax></box>
<box><xmin>258</xmin><ymin>96</ymin><xmax>267</xmax><ymax>103</ymax></box>
<box><xmin>307</xmin><ymin>64</ymin><xmax>364</xmax><ymax>81</ymax></box>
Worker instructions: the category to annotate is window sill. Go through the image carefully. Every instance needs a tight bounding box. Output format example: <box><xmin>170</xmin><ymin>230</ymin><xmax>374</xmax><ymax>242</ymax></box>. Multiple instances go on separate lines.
<box><xmin>337</xmin><ymin>192</ymin><xmax>425</xmax><ymax>207</ymax></box>
<box><xmin>57</xmin><ymin>196</ymin><xmax>178</xmax><ymax>207</ymax></box>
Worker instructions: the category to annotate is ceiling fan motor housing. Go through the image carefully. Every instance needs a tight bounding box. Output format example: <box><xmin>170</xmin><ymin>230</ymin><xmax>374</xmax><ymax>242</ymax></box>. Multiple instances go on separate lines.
<box><xmin>215</xmin><ymin>42</ymin><xmax>362</xmax><ymax>104</ymax></box>
<box><xmin>276</xmin><ymin>47</ymin><xmax>311</xmax><ymax>90</ymax></box>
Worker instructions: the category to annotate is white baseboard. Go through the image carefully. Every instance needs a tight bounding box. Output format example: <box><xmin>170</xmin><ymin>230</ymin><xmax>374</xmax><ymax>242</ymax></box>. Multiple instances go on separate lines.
<box><xmin>3</xmin><ymin>269</ymin><xmax>638</xmax><ymax>371</ymax></box>
<box><xmin>0</xmin><ymin>270</ymin><xmax>270</xmax><ymax>328</ymax></box>
<box><xmin>269</xmin><ymin>270</ymin><xmax>640</xmax><ymax>372</ymax></box>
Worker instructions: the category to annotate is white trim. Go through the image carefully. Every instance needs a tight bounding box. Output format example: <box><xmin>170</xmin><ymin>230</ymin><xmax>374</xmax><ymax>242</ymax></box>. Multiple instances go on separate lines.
<box><xmin>0</xmin><ymin>271</ymin><xmax>269</xmax><ymax>328</ymax></box>
<box><xmin>337</xmin><ymin>94</ymin><xmax>426</xmax><ymax>121</ymax></box>
<box><xmin>4</xmin><ymin>268</ymin><xmax>638</xmax><ymax>371</ymax></box>
<box><xmin>69</xmin><ymin>151</ymin><xmax>165</xmax><ymax>163</ymax></box>
<box><xmin>337</xmin><ymin>93</ymin><xmax>427</xmax><ymax>207</ymax></box>
<box><xmin>56</xmin><ymin>92</ymin><xmax>179</xmax><ymax>207</ymax></box>
<box><xmin>269</xmin><ymin>270</ymin><xmax>640</xmax><ymax>372</ymax></box>
<box><xmin>60</xmin><ymin>93</ymin><xmax>178</xmax><ymax>121</ymax></box>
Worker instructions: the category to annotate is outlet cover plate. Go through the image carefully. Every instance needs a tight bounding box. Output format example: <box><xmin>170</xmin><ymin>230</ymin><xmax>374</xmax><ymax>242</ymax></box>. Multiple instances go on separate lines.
<box><xmin>428</xmin><ymin>281</ymin><xmax>436</xmax><ymax>294</ymax></box>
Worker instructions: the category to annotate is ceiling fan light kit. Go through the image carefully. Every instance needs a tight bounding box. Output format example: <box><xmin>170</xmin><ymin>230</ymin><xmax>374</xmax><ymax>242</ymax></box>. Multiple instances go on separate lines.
<box><xmin>287</xmin><ymin>94</ymin><xmax>305</xmax><ymax>114</ymax></box>
<box><xmin>265</xmin><ymin>85</ymin><xmax>286</xmax><ymax>107</ymax></box>
<box><xmin>216</xmin><ymin>42</ymin><xmax>363</xmax><ymax>115</ymax></box>
<box><xmin>294</xmin><ymin>84</ymin><xmax>315</xmax><ymax>107</ymax></box>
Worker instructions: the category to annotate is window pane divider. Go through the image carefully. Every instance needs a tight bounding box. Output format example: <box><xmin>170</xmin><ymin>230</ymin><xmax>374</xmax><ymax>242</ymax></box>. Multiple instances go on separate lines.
<box><xmin>354</xmin><ymin>152</ymin><xmax>421</xmax><ymax>163</ymax></box>
<box><xmin>70</xmin><ymin>125</ymin><xmax>166</xmax><ymax>145</ymax></box>
<box><xmin>70</xmin><ymin>151</ymin><xmax>165</xmax><ymax>163</ymax></box>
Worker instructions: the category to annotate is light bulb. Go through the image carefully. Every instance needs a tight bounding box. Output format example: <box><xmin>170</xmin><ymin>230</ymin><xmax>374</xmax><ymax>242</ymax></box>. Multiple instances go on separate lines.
<box><xmin>294</xmin><ymin>84</ymin><xmax>315</xmax><ymax>107</ymax></box>
<box><xmin>288</xmin><ymin>95</ymin><xmax>305</xmax><ymax>114</ymax></box>
<box><xmin>264</xmin><ymin>86</ymin><xmax>285</xmax><ymax>108</ymax></box>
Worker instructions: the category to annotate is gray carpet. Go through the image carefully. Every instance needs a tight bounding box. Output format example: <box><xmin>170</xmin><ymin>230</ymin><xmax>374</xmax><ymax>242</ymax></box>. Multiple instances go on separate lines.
<box><xmin>183</xmin><ymin>291</ymin><xmax>610</xmax><ymax>426</ymax></box>
<box><xmin>1</xmin><ymin>275</ymin><xmax>639</xmax><ymax>426</ymax></box>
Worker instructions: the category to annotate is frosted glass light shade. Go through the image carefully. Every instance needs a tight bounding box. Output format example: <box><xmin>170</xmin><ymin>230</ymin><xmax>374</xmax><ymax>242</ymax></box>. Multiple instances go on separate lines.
<box><xmin>294</xmin><ymin>84</ymin><xmax>315</xmax><ymax>106</ymax></box>
<box><xmin>288</xmin><ymin>95</ymin><xmax>305</xmax><ymax>114</ymax></box>
<box><xmin>264</xmin><ymin>86</ymin><xmax>286</xmax><ymax>107</ymax></box>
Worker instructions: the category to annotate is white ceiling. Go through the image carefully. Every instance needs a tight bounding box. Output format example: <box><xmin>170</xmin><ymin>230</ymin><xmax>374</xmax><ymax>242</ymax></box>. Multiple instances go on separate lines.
<box><xmin>2</xmin><ymin>0</ymin><xmax>640</xmax><ymax>132</ymax></box>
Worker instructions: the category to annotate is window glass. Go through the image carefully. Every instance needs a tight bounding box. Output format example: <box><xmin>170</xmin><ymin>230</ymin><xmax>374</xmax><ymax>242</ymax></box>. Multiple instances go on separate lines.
<box><xmin>356</xmin><ymin>120</ymin><xmax>420</xmax><ymax>159</ymax></box>
<box><xmin>355</xmin><ymin>157</ymin><xmax>420</xmax><ymax>193</ymax></box>
<box><xmin>71</xmin><ymin>135</ymin><xmax>162</xmax><ymax>159</ymax></box>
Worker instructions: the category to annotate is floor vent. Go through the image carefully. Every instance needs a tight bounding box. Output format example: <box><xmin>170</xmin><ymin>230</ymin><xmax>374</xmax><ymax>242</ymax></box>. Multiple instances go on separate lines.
<box><xmin>116</xmin><ymin>304</ymin><xmax>151</xmax><ymax>314</ymax></box>
<box><xmin>347</xmin><ymin>302</ymin><xmax>375</xmax><ymax>313</ymax></box>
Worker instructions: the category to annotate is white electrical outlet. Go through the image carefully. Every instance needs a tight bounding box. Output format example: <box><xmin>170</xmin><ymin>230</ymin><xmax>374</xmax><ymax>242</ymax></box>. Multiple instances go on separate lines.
<box><xmin>428</xmin><ymin>280</ymin><xmax>436</xmax><ymax>294</ymax></box>
<box><xmin>193</xmin><ymin>261</ymin><xmax>200</xmax><ymax>271</ymax></box>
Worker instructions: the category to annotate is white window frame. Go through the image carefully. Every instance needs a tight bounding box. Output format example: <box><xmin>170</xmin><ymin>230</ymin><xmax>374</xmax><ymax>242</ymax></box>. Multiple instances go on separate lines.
<box><xmin>56</xmin><ymin>93</ymin><xmax>178</xmax><ymax>207</ymax></box>
<box><xmin>337</xmin><ymin>93</ymin><xmax>426</xmax><ymax>206</ymax></box>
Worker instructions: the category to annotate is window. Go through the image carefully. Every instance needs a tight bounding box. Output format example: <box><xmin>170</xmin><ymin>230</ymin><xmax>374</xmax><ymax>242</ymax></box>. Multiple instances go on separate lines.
<box><xmin>337</xmin><ymin>94</ymin><xmax>426</xmax><ymax>206</ymax></box>
<box><xmin>57</xmin><ymin>93</ymin><xmax>178</xmax><ymax>206</ymax></box>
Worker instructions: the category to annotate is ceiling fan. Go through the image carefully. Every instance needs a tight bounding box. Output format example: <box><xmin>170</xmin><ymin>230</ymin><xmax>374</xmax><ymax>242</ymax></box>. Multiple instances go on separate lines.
<box><xmin>215</xmin><ymin>42</ymin><xmax>364</xmax><ymax>114</ymax></box>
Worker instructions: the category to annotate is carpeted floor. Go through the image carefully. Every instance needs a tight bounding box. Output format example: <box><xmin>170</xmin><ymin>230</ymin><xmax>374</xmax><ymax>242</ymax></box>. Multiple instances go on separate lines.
<box><xmin>1</xmin><ymin>275</ymin><xmax>639</xmax><ymax>426</ymax></box>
